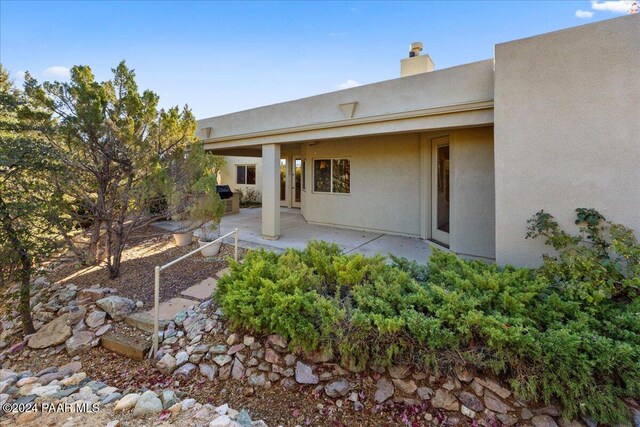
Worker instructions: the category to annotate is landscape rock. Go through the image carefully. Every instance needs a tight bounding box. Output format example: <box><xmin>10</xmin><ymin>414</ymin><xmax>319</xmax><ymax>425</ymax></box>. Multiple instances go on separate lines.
<box><xmin>95</xmin><ymin>324</ymin><xmax>112</xmax><ymax>336</ymax></box>
<box><xmin>325</xmin><ymin>379</ymin><xmax>351</xmax><ymax>398</ymax></box>
<box><xmin>181</xmin><ymin>398</ymin><xmax>196</xmax><ymax>410</ymax></box>
<box><xmin>96</xmin><ymin>296</ymin><xmax>135</xmax><ymax>321</ymax></box>
<box><xmin>417</xmin><ymin>387</ymin><xmax>433</xmax><ymax>400</ymax></box>
<box><xmin>199</xmin><ymin>363</ymin><xmax>218</xmax><ymax>381</ymax></box>
<box><xmin>392</xmin><ymin>378</ymin><xmax>417</xmax><ymax>394</ymax></box>
<box><xmin>176</xmin><ymin>351</ymin><xmax>189</xmax><ymax>366</ymax></box>
<box><xmin>161</xmin><ymin>389</ymin><xmax>178</xmax><ymax>409</ymax></box>
<box><xmin>474</xmin><ymin>377</ymin><xmax>512</xmax><ymax>399</ymax></box>
<box><xmin>30</xmin><ymin>384</ymin><xmax>61</xmax><ymax>397</ymax></box>
<box><xmin>431</xmin><ymin>388</ymin><xmax>459</xmax><ymax>411</ymax></box>
<box><xmin>247</xmin><ymin>373</ymin><xmax>267</xmax><ymax>387</ymax></box>
<box><xmin>266</xmin><ymin>334</ymin><xmax>287</xmax><ymax>349</ymax></box>
<box><xmin>456</xmin><ymin>391</ymin><xmax>484</xmax><ymax>412</ymax></box>
<box><xmin>114</xmin><ymin>393</ymin><xmax>140</xmax><ymax>411</ymax></box>
<box><xmin>174</xmin><ymin>363</ymin><xmax>197</xmax><ymax>380</ymax></box>
<box><xmin>27</xmin><ymin>314</ymin><xmax>72</xmax><ymax>349</ymax></box>
<box><xmin>232</xmin><ymin>359</ymin><xmax>245</xmax><ymax>380</ymax></box>
<box><xmin>461</xmin><ymin>405</ymin><xmax>476</xmax><ymax>418</ymax></box>
<box><xmin>484</xmin><ymin>390</ymin><xmax>511</xmax><ymax>414</ymax></box>
<box><xmin>295</xmin><ymin>361</ymin><xmax>318</xmax><ymax>384</ymax></box>
<box><xmin>65</xmin><ymin>331</ymin><xmax>94</xmax><ymax>356</ymax></box>
<box><xmin>213</xmin><ymin>354</ymin><xmax>233</xmax><ymax>367</ymax></box>
<box><xmin>264</xmin><ymin>348</ymin><xmax>281</xmax><ymax>364</ymax></box>
<box><xmin>531</xmin><ymin>415</ymin><xmax>559</xmax><ymax>427</ymax></box>
<box><xmin>132</xmin><ymin>390</ymin><xmax>163</xmax><ymax>417</ymax></box>
<box><xmin>374</xmin><ymin>378</ymin><xmax>394</xmax><ymax>403</ymax></box>
<box><xmin>157</xmin><ymin>353</ymin><xmax>177</xmax><ymax>375</ymax></box>
<box><xmin>86</xmin><ymin>310</ymin><xmax>107</xmax><ymax>328</ymax></box>
<box><xmin>67</xmin><ymin>306</ymin><xmax>87</xmax><ymax>325</ymax></box>
<box><xmin>209</xmin><ymin>415</ymin><xmax>231</xmax><ymax>427</ymax></box>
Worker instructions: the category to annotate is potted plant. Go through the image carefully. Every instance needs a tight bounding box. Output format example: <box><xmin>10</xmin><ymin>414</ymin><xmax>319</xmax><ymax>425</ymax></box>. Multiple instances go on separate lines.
<box><xmin>190</xmin><ymin>191</ymin><xmax>225</xmax><ymax>257</ymax></box>
<box><xmin>166</xmin><ymin>145</ymin><xmax>226</xmax><ymax>249</ymax></box>
<box><xmin>169</xmin><ymin>192</ymin><xmax>197</xmax><ymax>247</ymax></box>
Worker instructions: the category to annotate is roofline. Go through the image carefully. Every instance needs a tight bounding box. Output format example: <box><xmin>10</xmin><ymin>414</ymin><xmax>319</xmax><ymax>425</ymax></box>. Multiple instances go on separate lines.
<box><xmin>197</xmin><ymin>59</ymin><xmax>494</xmax><ymax>123</ymax></box>
<box><xmin>203</xmin><ymin>99</ymin><xmax>494</xmax><ymax>149</ymax></box>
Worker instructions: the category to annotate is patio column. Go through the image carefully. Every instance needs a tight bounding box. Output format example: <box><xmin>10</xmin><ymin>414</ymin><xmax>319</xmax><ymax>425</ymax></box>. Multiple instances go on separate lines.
<box><xmin>262</xmin><ymin>143</ymin><xmax>281</xmax><ymax>240</ymax></box>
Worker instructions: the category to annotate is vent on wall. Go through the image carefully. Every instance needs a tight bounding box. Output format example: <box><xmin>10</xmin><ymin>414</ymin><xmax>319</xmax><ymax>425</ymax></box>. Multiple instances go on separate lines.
<box><xmin>201</xmin><ymin>127</ymin><xmax>212</xmax><ymax>138</ymax></box>
<box><xmin>339</xmin><ymin>102</ymin><xmax>358</xmax><ymax>119</ymax></box>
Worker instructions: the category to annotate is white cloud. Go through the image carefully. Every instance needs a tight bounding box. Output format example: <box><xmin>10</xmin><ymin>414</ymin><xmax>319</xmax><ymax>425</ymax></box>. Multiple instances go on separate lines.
<box><xmin>337</xmin><ymin>79</ymin><xmax>360</xmax><ymax>90</ymax></box>
<box><xmin>43</xmin><ymin>66</ymin><xmax>70</xmax><ymax>79</ymax></box>
<box><xmin>575</xmin><ymin>9</ymin><xmax>595</xmax><ymax>17</ymax></box>
<box><xmin>590</xmin><ymin>1</ymin><xmax>634</xmax><ymax>13</ymax></box>
<box><xmin>15</xmin><ymin>70</ymin><xmax>26</xmax><ymax>80</ymax></box>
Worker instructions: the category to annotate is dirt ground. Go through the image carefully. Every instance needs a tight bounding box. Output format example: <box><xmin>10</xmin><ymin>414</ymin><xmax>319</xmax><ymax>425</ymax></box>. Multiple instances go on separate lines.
<box><xmin>47</xmin><ymin>226</ymin><xmax>246</xmax><ymax>306</ymax></box>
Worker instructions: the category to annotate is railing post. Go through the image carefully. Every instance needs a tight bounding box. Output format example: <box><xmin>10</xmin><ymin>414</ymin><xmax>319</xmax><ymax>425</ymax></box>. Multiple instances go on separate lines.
<box><xmin>152</xmin><ymin>265</ymin><xmax>160</xmax><ymax>358</ymax></box>
<box><xmin>234</xmin><ymin>228</ymin><xmax>238</xmax><ymax>262</ymax></box>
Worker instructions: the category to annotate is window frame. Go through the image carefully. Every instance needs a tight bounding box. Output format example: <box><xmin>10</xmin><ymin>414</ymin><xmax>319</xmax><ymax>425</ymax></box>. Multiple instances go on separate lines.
<box><xmin>302</xmin><ymin>159</ymin><xmax>306</xmax><ymax>191</ymax></box>
<box><xmin>312</xmin><ymin>157</ymin><xmax>351</xmax><ymax>195</ymax></box>
<box><xmin>236</xmin><ymin>164</ymin><xmax>257</xmax><ymax>185</ymax></box>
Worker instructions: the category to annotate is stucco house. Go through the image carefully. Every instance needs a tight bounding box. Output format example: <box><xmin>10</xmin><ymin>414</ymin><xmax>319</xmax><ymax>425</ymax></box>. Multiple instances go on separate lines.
<box><xmin>198</xmin><ymin>15</ymin><xmax>640</xmax><ymax>267</ymax></box>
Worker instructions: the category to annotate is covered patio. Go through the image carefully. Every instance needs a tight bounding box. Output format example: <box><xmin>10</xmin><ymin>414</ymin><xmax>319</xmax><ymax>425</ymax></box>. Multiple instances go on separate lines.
<box><xmin>155</xmin><ymin>208</ymin><xmax>432</xmax><ymax>264</ymax></box>
<box><xmin>217</xmin><ymin>208</ymin><xmax>432</xmax><ymax>263</ymax></box>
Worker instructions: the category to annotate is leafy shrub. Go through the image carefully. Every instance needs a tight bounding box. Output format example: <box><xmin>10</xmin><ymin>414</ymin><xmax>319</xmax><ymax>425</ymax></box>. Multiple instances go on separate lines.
<box><xmin>214</xmin><ymin>211</ymin><xmax>640</xmax><ymax>423</ymax></box>
<box><xmin>238</xmin><ymin>187</ymin><xmax>261</xmax><ymax>208</ymax></box>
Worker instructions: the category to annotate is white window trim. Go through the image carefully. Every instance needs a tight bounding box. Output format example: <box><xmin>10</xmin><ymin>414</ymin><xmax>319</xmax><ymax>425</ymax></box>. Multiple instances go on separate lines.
<box><xmin>236</xmin><ymin>164</ymin><xmax>257</xmax><ymax>186</ymax></box>
<box><xmin>312</xmin><ymin>157</ymin><xmax>351</xmax><ymax>195</ymax></box>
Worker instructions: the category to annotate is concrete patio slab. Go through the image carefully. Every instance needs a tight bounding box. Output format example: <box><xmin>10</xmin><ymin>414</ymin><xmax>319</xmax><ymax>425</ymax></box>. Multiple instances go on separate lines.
<box><xmin>156</xmin><ymin>297</ymin><xmax>200</xmax><ymax>320</ymax></box>
<box><xmin>180</xmin><ymin>277</ymin><xmax>217</xmax><ymax>300</ymax></box>
<box><xmin>154</xmin><ymin>208</ymin><xmax>432</xmax><ymax>264</ymax></box>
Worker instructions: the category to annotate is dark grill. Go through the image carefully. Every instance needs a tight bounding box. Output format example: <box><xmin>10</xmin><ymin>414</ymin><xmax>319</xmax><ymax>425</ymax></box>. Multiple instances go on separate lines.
<box><xmin>215</xmin><ymin>185</ymin><xmax>234</xmax><ymax>200</ymax></box>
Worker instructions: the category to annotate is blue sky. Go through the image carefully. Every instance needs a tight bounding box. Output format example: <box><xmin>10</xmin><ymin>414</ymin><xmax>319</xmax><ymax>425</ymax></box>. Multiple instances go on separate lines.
<box><xmin>0</xmin><ymin>1</ymin><xmax>634</xmax><ymax>118</ymax></box>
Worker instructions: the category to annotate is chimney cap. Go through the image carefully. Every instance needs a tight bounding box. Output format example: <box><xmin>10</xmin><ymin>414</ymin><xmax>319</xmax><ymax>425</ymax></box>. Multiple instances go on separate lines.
<box><xmin>410</xmin><ymin>42</ymin><xmax>423</xmax><ymax>55</ymax></box>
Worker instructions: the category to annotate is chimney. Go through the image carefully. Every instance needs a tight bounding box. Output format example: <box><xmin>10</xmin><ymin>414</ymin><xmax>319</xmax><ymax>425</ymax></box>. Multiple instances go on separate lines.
<box><xmin>400</xmin><ymin>42</ymin><xmax>435</xmax><ymax>77</ymax></box>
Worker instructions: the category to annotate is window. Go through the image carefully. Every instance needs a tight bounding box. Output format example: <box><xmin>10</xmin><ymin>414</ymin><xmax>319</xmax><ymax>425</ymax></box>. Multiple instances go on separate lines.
<box><xmin>236</xmin><ymin>165</ymin><xmax>256</xmax><ymax>185</ymax></box>
<box><xmin>302</xmin><ymin>160</ymin><xmax>306</xmax><ymax>191</ymax></box>
<box><xmin>313</xmin><ymin>158</ymin><xmax>350</xmax><ymax>194</ymax></box>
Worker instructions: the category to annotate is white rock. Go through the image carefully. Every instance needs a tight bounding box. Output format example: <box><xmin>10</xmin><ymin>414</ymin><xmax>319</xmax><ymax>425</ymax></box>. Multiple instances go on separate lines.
<box><xmin>209</xmin><ymin>415</ymin><xmax>231</xmax><ymax>427</ymax></box>
<box><xmin>214</xmin><ymin>403</ymin><xmax>229</xmax><ymax>415</ymax></box>
<box><xmin>60</xmin><ymin>372</ymin><xmax>86</xmax><ymax>386</ymax></box>
<box><xmin>181</xmin><ymin>398</ymin><xmax>196</xmax><ymax>411</ymax></box>
<box><xmin>176</xmin><ymin>351</ymin><xmax>189</xmax><ymax>366</ymax></box>
<box><xmin>16</xmin><ymin>377</ymin><xmax>38</xmax><ymax>387</ymax></box>
<box><xmin>114</xmin><ymin>393</ymin><xmax>140</xmax><ymax>411</ymax></box>
<box><xmin>31</xmin><ymin>384</ymin><xmax>61</xmax><ymax>397</ymax></box>
<box><xmin>97</xmin><ymin>386</ymin><xmax>118</xmax><ymax>397</ymax></box>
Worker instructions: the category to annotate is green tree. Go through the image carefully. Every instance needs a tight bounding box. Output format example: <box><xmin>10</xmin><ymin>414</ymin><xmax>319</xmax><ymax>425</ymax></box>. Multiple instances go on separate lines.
<box><xmin>25</xmin><ymin>61</ymin><xmax>223</xmax><ymax>278</ymax></box>
<box><xmin>0</xmin><ymin>66</ymin><xmax>62</xmax><ymax>335</ymax></box>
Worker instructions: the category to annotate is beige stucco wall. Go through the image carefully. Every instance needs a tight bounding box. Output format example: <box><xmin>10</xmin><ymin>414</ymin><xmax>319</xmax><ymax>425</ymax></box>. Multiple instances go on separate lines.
<box><xmin>299</xmin><ymin>128</ymin><xmax>496</xmax><ymax>261</ymax></box>
<box><xmin>494</xmin><ymin>15</ymin><xmax>640</xmax><ymax>267</ymax></box>
<box><xmin>218</xmin><ymin>156</ymin><xmax>263</xmax><ymax>202</ymax></box>
<box><xmin>449</xmin><ymin>127</ymin><xmax>495</xmax><ymax>260</ymax></box>
<box><xmin>301</xmin><ymin>134</ymin><xmax>422</xmax><ymax>236</ymax></box>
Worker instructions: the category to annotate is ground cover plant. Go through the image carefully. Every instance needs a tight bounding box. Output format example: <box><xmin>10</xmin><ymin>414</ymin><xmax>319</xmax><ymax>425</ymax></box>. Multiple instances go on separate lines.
<box><xmin>215</xmin><ymin>209</ymin><xmax>640</xmax><ymax>423</ymax></box>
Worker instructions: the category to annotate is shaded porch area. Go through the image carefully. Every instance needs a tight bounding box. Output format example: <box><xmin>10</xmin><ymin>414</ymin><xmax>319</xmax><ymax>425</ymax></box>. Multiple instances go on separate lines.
<box><xmin>220</xmin><ymin>208</ymin><xmax>432</xmax><ymax>263</ymax></box>
<box><xmin>155</xmin><ymin>208</ymin><xmax>432</xmax><ymax>264</ymax></box>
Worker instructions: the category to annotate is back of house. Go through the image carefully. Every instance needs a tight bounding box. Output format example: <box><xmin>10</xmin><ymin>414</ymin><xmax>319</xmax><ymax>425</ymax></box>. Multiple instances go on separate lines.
<box><xmin>200</xmin><ymin>14</ymin><xmax>640</xmax><ymax>267</ymax></box>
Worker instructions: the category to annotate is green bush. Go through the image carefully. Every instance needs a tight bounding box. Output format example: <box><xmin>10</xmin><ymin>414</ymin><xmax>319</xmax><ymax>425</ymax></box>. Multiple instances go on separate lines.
<box><xmin>214</xmin><ymin>211</ymin><xmax>640</xmax><ymax>423</ymax></box>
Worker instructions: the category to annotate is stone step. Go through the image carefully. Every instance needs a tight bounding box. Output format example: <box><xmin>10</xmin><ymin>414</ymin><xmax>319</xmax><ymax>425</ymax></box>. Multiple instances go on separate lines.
<box><xmin>101</xmin><ymin>332</ymin><xmax>151</xmax><ymax>361</ymax></box>
<box><xmin>124</xmin><ymin>312</ymin><xmax>169</xmax><ymax>334</ymax></box>
<box><xmin>180</xmin><ymin>277</ymin><xmax>217</xmax><ymax>300</ymax></box>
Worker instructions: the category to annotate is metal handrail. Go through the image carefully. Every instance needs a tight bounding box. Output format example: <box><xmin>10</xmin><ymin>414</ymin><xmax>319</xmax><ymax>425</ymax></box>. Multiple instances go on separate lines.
<box><xmin>151</xmin><ymin>228</ymin><xmax>238</xmax><ymax>357</ymax></box>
